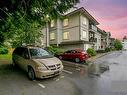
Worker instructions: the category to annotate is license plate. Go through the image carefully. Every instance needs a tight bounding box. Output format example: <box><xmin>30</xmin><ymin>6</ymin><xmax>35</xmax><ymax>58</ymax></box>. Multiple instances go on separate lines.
<box><xmin>54</xmin><ymin>71</ymin><xmax>59</xmax><ymax>74</ymax></box>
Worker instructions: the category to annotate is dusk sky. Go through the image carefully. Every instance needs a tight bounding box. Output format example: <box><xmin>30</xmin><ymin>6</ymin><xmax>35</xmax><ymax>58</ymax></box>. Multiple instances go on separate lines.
<box><xmin>78</xmin><ymin>0</ymin><xmax>127</xmax><ymax>40</ymax></box>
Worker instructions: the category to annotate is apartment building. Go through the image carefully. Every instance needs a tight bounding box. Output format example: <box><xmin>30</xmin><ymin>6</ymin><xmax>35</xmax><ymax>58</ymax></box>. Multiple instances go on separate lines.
<box><xmin>97</xmin><ymin>28</ymin><xmax>111</xmax><ymax>50</ymax></box>
<box><xmin>122</xmin><ymin>36</ymin><xmax>127</xmax><ymax>50</ymax></box>
<box><xmin>42</xmin><ymin>7</ymin><xmax>105</xmax><ymax>51</ymax></box>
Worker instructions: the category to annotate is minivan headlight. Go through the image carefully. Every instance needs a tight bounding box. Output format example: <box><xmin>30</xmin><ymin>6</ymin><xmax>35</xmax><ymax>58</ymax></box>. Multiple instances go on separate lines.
<box><xmin>35</xmin><ymin>65</ymin><xmax>48</xmax><ymax>71</ymax></box>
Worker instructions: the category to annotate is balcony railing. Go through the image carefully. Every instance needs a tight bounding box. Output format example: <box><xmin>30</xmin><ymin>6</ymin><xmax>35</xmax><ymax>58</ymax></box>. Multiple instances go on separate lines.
<box><xmin>89</xmin><ymin>37</ymin><xmax>97</xmax><ymax>42</ymax></box>
<box><xmin>89</xmin><ymin>25</ymin><xmax>97</xmax><ymax>32</ymax></box>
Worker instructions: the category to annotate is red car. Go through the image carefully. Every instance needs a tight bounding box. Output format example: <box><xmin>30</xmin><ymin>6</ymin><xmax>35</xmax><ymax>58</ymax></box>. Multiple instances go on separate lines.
<box><xmin>58</xmin><ymin>49</ymin><xmax>89</xmax><ymax>63</ymax></box>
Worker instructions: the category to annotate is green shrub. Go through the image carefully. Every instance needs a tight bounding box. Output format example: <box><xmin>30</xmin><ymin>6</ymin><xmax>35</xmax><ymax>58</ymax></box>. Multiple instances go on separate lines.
<box><xmin>114</xmin><ymin>39</ymin><xmax>123</xmax><ymax>50</ymax></box>
<box><xmin>45</xmin><ymin>46</ymin><xmax>64</xmax><ymax>56</ymax></box>
<box><xmin>105</xmin><ymin>47</ymin><xmax>111</xmax><ymax>52</ymax></box>
<box><xmin>0</xmin><ymin>48</ymin><xmax>9</xmax><ymax>54</ymax></box>
<box><xmin>87</xmin><ymin>48</ymin><xmax>96</xmax><ymax>57</ymax></box>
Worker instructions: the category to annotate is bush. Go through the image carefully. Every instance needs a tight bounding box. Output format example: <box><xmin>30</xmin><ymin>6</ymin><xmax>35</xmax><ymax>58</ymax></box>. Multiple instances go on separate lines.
<box><xmin>0</xmin><ymin>48</ymin><xmax>9</xmax><ymax>54</ymax></box>
<box><xmin>105</xmin><ymin>47</ymin><xmax>111</xmax><ymax>52</ymax></box>
<box><xmin>114</xmin><ymin>39</ymin><xmax>123</xmax><ymax>50</ymax></box>
<box><xmin>45</xmin><ymin>46</ymin><xmax>64</xmax><ymax>56</ymax></box>
<box><xmin>87</xmin><ymin>48</ymin><xmax>96</xmax><ymax>57</ymax></box>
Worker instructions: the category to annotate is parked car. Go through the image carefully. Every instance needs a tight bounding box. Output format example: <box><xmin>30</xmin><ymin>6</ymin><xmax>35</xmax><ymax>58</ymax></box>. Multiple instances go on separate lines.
<box><xmin>58</xmin><ymin>49</ymin><xmax>89</xmax><ymax>63</ymax></box>
<box><xmin>12</xmin><ymin>46</ymin><xmax>63</xmax><ymax>80</ymax></box>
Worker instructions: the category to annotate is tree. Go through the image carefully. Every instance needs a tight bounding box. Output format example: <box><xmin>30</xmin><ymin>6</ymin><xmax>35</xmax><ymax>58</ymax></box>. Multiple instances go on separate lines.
<box><xmin>0</xmin><ymin>0</ymin><xmax>80</xmax><ymax>46</ymax></box>
<box><xmin>3</xmin><ymin>12</ymin><xmax>43</xmax><ymax>47</ymax></box>
<box><xmin>0</xmin><ymin>32</ymin><xmax>4</xmax><ymax>46</ymax></box>
<box><xmin>114</xmin><ymin>39</ymin><xmax>123</xmax><ymax>50</ymax></box>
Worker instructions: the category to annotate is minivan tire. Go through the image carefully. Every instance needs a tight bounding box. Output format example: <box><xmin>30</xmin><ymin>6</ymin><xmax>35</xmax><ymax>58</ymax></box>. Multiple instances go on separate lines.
<box><xmin>28</xmin><ymin>67</ymin><xmax>35</xmax><ymax>80</ymax></box>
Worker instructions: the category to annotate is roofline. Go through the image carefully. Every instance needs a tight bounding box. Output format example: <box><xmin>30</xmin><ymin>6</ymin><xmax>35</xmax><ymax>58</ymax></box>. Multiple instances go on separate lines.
<box><xmin>97</xmin><ymin>27</ymin><xmax>106</xmax><ymax>34</ymax></box>
<box><xmin>64</xmin><ymin>7</ymin><xmax>99</xmax><ymax>25</ymax></box>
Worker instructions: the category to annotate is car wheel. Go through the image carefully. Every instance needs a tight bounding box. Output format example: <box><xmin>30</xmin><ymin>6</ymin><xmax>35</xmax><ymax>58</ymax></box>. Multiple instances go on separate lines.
<box><xmin>28</xmin><ymin>67</ymin><xmax>35</xmax><ymax>80</ymax></box>
<box><xmin>59</xmin><ymin>56</ymin><xmax>62</xmax><ymax>60</ymax></box>
<box><xmin>75</xmin><ymin>58</ymin><xmax>80</xmax><ymax>63</ymax></box>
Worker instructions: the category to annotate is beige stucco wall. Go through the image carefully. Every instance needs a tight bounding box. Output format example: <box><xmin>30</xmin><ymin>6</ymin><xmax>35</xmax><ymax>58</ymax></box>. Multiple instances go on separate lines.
<box><xmin>49</xmin><ymin>30</ymin><xmax>57</xmax><ymax>44</ymax></box>
<box><xmin>84</xmin><ymin>44</ymin><xmax>92</xmax><ymax>50</ymax></box>
<box><xmin>60</xmin><ymin>44</ymin><xmax>84</xmax><ymax>51</ymax></box>
<box><xmin>62</xmin><ymin>13</ymin><xmax>80</xmax><ymax>42</ymax></box>
<box><xmin>94</xmin><ymin>32</ymin><xmax>101</xmax><ymax>50</ymax></box>
<box><xmin>80</xmin><ymin>14</ymin><xmax>89</xmax><ymax>41</ymax></box>
<box><xmin>49</xmin><ymin>19</ymin><xmax>63</xmax><ymax>45</ymax></box>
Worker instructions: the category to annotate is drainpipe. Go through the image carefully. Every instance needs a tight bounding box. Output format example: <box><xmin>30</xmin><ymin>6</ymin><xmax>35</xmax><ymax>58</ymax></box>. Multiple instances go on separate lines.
<box><xmin>57</xmin><ymin>18</ymin><xmax>60</xmax><ymax>47</ymax></box>
<box><xmin>46</xmin><ymin>22</ymin><xmax>49</xmax><ymax>47</ymax></box>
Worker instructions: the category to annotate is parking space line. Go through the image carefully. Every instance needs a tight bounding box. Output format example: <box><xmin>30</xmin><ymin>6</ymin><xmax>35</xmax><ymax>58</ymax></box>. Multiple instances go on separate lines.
<box><xmin>38</xmin><ymin>83</ymin><xmax>46</xmax><ymax>88</ymax></box>
<box><xmin>63</xmin><ymin>69</ymin><xmax>73</xmax><ymax>74</ymax></box>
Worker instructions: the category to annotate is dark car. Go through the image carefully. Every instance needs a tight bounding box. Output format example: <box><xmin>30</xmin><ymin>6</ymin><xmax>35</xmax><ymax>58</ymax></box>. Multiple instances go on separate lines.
<box><xmin>58</xmin><ymin>49</ymin><xmax>89</xmax><ymax>63</ymax></box>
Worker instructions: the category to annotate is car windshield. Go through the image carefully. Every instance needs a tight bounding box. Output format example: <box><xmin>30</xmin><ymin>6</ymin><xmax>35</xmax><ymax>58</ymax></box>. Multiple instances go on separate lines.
<box><xmin>29</xmin><ymin>48</ymin><xmax>53</xmax><ymax>58</ymax></box>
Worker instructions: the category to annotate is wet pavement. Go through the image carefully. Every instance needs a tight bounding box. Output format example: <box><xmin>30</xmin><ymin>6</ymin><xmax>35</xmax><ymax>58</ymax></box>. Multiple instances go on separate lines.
<box><xmin>63</xmin><ymin>51</ymin><xmax>127</xmax><ymax>95</ymax></box>
<box><xmin>0</xmin><ymin>51</ymin><xmax>127</xmax><ymax>95</ymax></box>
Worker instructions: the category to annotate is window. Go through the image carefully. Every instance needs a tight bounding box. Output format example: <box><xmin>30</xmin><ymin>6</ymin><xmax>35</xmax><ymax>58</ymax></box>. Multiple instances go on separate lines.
<box><xmin>13</xmin><ymin>47</ymin><xmax>24</xmax><ymax>55</ymax></box>
<box><xmin>82</xmin><ymin>30</ymin><xmax>87</xmax><ymax>38</ymax></box>
<box><xmin>91</xmin><ymin>25</ymin><xmax>97</xmax><ymax>31</ymax></box>
<box><xmin>82</xmin><ymin>17</ymin><xmax>87</xmax><ymax>25</ymax></box>
<box><xmin>30</xmin><ymin>48</ymin><xmax>53</xmax><ymax>58</ymax></box>
<box><xmin>63</xmin><ymin>18</ymin><xmax>69</xmax><ymax>26</ymax></box>
<box><xmin>22</xmin><ymin>48</ymin><xmax>29</xmax><ymax>59</ymax></box>
<box><xmin>63</xmin><ymin>31</ymin><xmax>69</xmax><ymax>39</ymax></box>
<box><xmin>50</xmin><ymin>20</ymin><xmax>54</xmax><ymax>27</ymax></box>
<box><xmin>50</xmin><ymin>32</ymin><xmax>55</xmax><ymax>40</ymax></box>
<box><xmin>65</xmin><ymin>50</ymin><xmax>72</xmax><ymax>53</ymax></box>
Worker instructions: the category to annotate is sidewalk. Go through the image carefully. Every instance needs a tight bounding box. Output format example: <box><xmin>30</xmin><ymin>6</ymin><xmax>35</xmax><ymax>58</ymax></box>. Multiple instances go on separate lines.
<box><xmin>87</xmin><ymin>52</ymin><xmax>111</xmax><ymax>63</ymax></box>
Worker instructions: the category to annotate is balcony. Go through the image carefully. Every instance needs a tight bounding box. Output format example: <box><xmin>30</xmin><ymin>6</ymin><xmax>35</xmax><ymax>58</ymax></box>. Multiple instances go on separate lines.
<box><xmin>89</xmin><ymin>37</ymin><xmax>97</xmax><ymax>42</ymax></box>
<box><xmin>89</xmin><ymin>25</ymin><xmax>97</xmax><ymax>33</ymax></box>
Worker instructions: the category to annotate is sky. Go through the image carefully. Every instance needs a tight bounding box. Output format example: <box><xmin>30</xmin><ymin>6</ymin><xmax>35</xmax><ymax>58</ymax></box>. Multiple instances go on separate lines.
<box><xmin>78</xmin><ymin>0</ymin><xmax>127</xmax><ymax>40</ymax></box>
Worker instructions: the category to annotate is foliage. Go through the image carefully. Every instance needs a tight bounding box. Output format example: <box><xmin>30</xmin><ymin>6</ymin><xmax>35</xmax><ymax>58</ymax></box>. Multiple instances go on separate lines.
<box><xmin>0</xmin><ymin>54</ymin><xmax>12</xmax><ymax>60</ymax></box>
<box><xmin>2</xmin><ymin>12</ymin><xmax>43</xmax><ymax>47</ymax></box>
<box><xmin>0</xmin><ymin>48</ymin><xmax>8</xmax><ymax>54</ymax></box>
<box><xmin>45</xmin><ymin>45</ymin><xmax>64</xmax><ymax>56</ymax></box>
<box><xmin>0</xmin><ymin>32</ymin><xmax>4</xmax><ymax>46</ymax></box>
<box><xmin>0</xmin><ymin>0</ymin><xmax>79</xmax><ymax>45</ymax></box>
<box><xmin>105</xmin><ymin>47</ymin><xmax>111</xmax><ymax>52</ymax></box>
<box><xmin>114</xmin><ymin>39</ymin><xmax>123</xmax><ymax>50</ymax></box>
<box><xmin>87</xmin><ymin>48</ymin><xmax>96</xmax><ymax>57</ymax></box>
<box><xmin>0</xmin><ymin>0</ymin><xmax>79</xmax><ymax>21</ymax></box>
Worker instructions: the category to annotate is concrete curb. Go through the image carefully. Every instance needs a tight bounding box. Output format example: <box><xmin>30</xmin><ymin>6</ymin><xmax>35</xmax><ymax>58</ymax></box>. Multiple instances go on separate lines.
<box><xmin>87</xmin><ymin>51</ymin><xmax>113</xmax><ymax>63</ymax></box>
<box><xmin>62</xmin><ymin>60</ymin><xmax>86</xmax><ymax>68</ymax></box>
<box><xmin>62</xmin><ymin>51</ymin><xmax>113</xmax><ymax>69</ymax></box>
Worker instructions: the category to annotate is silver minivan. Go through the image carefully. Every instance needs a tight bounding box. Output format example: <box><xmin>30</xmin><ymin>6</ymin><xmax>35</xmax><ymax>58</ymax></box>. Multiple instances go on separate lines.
<box><xmin>12</xmin><ymin>46</ymin><xmax>63</xmax><ymax>80</ymax></box>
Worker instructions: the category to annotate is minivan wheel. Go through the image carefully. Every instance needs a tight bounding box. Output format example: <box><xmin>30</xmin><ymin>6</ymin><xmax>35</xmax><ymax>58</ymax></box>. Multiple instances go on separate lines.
<box><xmin>28</xmin><ymin>67</ymin><xmax>35</xmax><ymax>80</ymax></box>
<box><xmin>75</xmin><ymin>58</ymin><xmax>80</xmax><ymax>63</ymax></box>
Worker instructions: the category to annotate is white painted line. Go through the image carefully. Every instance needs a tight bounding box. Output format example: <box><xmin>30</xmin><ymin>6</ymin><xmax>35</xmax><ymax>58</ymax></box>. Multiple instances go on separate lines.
<box><xmin>38</xmin><ymin>83</ymin><xmax>46</xmax><ymax>88</ymax></box>
<box><xmin>55</xmin><ymin>78</ymin><xmax>60</xmax><ymax>81</ymax></box>
<box><xmin>60</xmin><ymin>75</ymin><xmax>65</xmax><ymax>79</ymax></box>
<box><xmin>63</xmin><ymin>69</ymin><xmax>73</xmax><ymax>74</ymax></box>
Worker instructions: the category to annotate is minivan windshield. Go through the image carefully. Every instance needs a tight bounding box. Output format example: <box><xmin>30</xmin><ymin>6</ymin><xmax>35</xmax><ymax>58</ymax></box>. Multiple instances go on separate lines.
<box><xmin>29</xmin><ymin>48</ymin><xmax>53</xmax><ymax>58</ymax></box>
